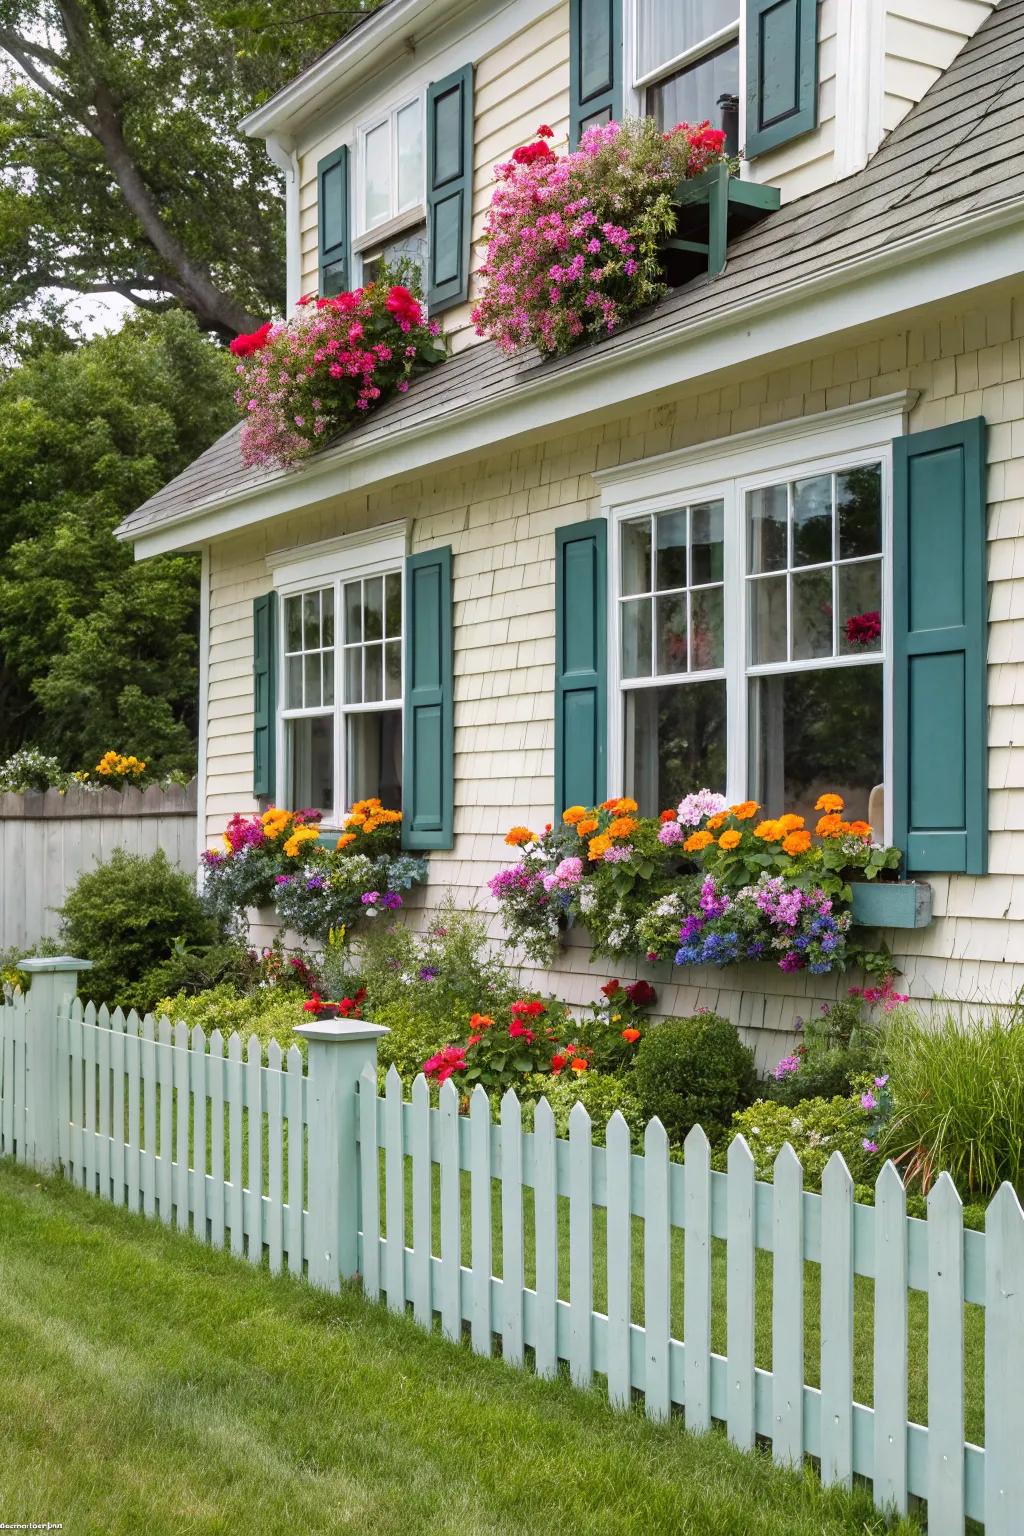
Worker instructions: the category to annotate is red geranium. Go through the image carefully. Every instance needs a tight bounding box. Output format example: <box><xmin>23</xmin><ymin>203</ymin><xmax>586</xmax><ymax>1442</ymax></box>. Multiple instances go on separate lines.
<box><xmin>385</xmin><ymin>284</ymin><xmax>423</xmax><ymax>328</ymax></box>
<box><xmin>846</xmin><ymin>610</ymin><xmax>882</xmax><ymax>647</ymax></box>
<box><xmin>229</xmin><ymin>321</ymin><xmax>274</xmax><ymax>358</ymax></box>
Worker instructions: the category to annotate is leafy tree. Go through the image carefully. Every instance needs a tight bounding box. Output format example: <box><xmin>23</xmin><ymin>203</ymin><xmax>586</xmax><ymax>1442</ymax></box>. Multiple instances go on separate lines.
<box><xmin>0</xmin><ymin>308</ymin><xmax>237</xmax><ymax>771</ymax></box>
<box><xmin>0</xmin><ymin>0</ymin><xmax>376</xmax><ymax>338</ymax></box>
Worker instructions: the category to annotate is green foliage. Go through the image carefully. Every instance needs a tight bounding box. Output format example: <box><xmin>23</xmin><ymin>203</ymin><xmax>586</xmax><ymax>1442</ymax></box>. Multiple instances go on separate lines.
<box><xmin>58</xmin><ymin>848</ymin><xmax>214</xmax><ymax>1009</ymax></box>
<box><xmin>0</xmin><ymin>312</ymin><xmax>236</xmax><ymax>770</ymax></box>
<box><xmin>727</xmin><ymin>1091</ymin><xmax>877</xmax><ymax>1191</ymax></box>
<box><xmin>0</xmin><ymin>747</ymin><xmax>67</xmax><ymax>792</ymax></box>
<box><xmin>764</xmin><ymin>997</ymin><xmax>888</xmax><ymax>1106</ymax></box>
<box><xmin>520</xmin><ymin>1071</ymin><xmax>644</xmax><ymax>1146</ymax></box>
<box><xmin>881</xmin><ymin>1004</ymin><xmax>1024</xmax><ymax>1198</ymax></box>
<box><xmin>135</xmin><ymin>939</ymin><xmax>260</xmax><ymax>1004</ymax></box>
<box><xmin>154</xmin><ymin>983</ymin><xmax>309</xmax><ymax>1053</ymax></box>
<box><xmin>359</xmin><ymin>898</ymin><xmax>518</xmax><ymax>1021</ymax></box>
<box><xmin>375</xmin><ymin>998</ymin><xmax>465</xmax><ymax>1081</ymax></box>
<box><xmin>633</xmin><ymin>1013</ymin><xmax>757</xmax><ymax>1143</ymax></box>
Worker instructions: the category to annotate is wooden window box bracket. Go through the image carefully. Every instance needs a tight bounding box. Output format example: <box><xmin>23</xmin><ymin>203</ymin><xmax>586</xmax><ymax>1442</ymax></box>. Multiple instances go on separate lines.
<box><xmin>663</xmin><ymin>163</ymin><xmax>780</xmax><ymax>282</ymax></box>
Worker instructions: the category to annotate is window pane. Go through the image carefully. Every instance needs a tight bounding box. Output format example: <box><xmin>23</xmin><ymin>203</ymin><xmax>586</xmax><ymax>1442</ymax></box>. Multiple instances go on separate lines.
<box><xmin>385</xmin><ymin>640</ymin><xmax>402</xmax><ymax>700</ymax></box>
<box><xmin>287</xmin><ymin>716</ymin><xmax>334</xmax><ymax>816</ymax></box>
<box><xmin>655</xmin><ymin>508</ymin><xmax>687</xmax><ymax>591</ymax></box>
<box><xmin>621</xmin><ymin>597</ymin><xmax>652</xmax><ymax>678</ymax></box>
<box><xmin>347</xmin><ymin>710</ymin><xmax>402</xmax><ymax>808</ymax></box>
<box><xmin>286</xmin><ymin>653</ymin><xmax>303</xmax><ymax>709</ymax></box>
<box><xmin>322</xmin><ymin>652</ymin><xmax>335</xmax><ymax>707</ymax></box>
<box><xmin>364</xmin><ymin>121</ymin><xmax>390</xmax><ymax>227</ymax></box>
<box><xmin>364</xmin><ymin>575</ymin><xmax>384</xmax><ymax>642</ymax></box>
<box><xmin>620</xmin><ymin>518</ymin><xmax>651</xmax><ymax>596</ymax></box>
<box><xmin>321</xmin><ymin>588</ymin><xmax>335</xmax><ymax>648</ymax></box>
<box><xmin>691</xmin><ymin>586</ymin><xmax>724</xmax><ymax>670</ymax></box>
<box><xmin>396</xmin><ymin>101</ymin><xmax>422</xmax><ymax>211</ymax></box>
<box><xmin>747</xmin><ymin>483</ymin><xmax>788</xmax><ymax>574</ymax></box>
<box><xmin>364</xmin><ymin>642</ymin><xmax>383</xmax><ymax>702</ymax></box>
<box><xmin>344</xmin><ymin>581</ymin><xmax>362</xmax><ymax>643</ymax></box>
<box><xmin>648</xmin><ymin>41</ymin><xmax>739</xmax><ymax>138</ymax></box>
<box><xmin>345</xmin><ymin>647</ymin><xmax>362</xmax><ymax>704</ymax></box>
<box><xmin>385</xmin><ymin>572</ymin><xmax>402</xmax><ymax>638</ymax></box>
<box><xmin>303</xmin><ymin>591</ymin><xmax>320</xmax><ymax>649</ymax></box>
<box><xmin>656</xmin><ymin>593</ymin><xmax>688</xmax><ymax>674</ymax></box>
<box><xmin>749</xmin><ymin>666</ymin><xmax>883</xmax><ymax>829</ymax></box>
<box><xmin>838</xmin><ymin>464</ymin><xmax>882</xmax><ymax>560</ymax></box>
<box><xmin>791</xmin><ymin>568</ymin><xmax>833</xmax><ymax>660</ymax></box>
<box><xmin>304</xmin><ymin>651</ymin><xmax>322</xmax><ymax>708</ymax></box>
<box><xmin>748</xmin><ymin>574</ymin><xmax>787</xmax><ymax>664</ymax></box>
<box><xmin>838</xmin><ymin>560</ymin><xmax>882</xmax><ymax>655</ymax></box>
<box><xmin>285</xmin><ymin>595</ymin><xmax>302</xmax><ymax>652</ymax></box>
<box><xmin>691</xmin><ymin>500</ymin><xmax>724</xmax><ymax>584</ymax></box>
<box><xmin>624</xmin><ymin>681</ymin><xmax>727</xmax><ymax>817</ymax></box>
<box><xmin>637</xmin><ymin>0</ymin><xmax>739</xmax><ymax>77</ymax></box>
<box><xmin>792</xmin><ymin>474</ymin><xmax>833</xmax><ymax>567</ymax></box>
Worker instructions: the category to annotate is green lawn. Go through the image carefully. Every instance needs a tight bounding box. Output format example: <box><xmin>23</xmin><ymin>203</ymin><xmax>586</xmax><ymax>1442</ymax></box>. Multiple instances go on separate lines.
<box><xmin>0</xmin><ymin>1159</ymin><xmax>923</xmax><ymax>1536</ymax></box>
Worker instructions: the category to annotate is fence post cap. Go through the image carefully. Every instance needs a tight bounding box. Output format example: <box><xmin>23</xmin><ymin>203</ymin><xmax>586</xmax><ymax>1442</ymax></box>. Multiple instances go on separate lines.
<box><xmin>295</xmin><ymin>1019</ymin><xmax>390</xmax><ymax>1045</ymax></box>
<box><xmin>19</xmin><ymin>955</ymin><xmax>93</xmax><ymax>973</ymax></box>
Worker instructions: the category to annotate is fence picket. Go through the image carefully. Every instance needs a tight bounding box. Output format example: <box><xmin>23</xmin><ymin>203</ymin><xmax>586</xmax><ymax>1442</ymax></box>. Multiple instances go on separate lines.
<box><xmin>227</xmin><ymin>1032</ymin><xmax>244</xmax><ymax>1258</ymax></box>
<box><xmin>141</xmin><ymin>1014</ymin><xmax>156</xmax><ymax>1215</ymax></box>
<box><xmin>411</xmin><ymin>1074</ymin><xmax>432</xmax><ymax>1327</ymax></box>
<box><xmin>873</xmin><ymin>1160</ymin><xmax>908</xmax><ymax>1514</ymax></box>
<box><xmin>533</xmin><ymin>1096</ymin><xmax>558</xmax><ymax>1380</ymax></box>
<box><xmin>14</xmin><ymin>994</ymin><xmax>28</xmax><ymax>1165</ymax></box>
<box><xmin>173</xmin><ymin>1021</ymin><xmax>190</xmax><ymax>1229</ymax></box>
<box><xmin>97</xmin><ymin>1008</ymin><xmax>112</xmax><ymax>1201</ymax></box>
<box><xmin>438</xmin><ymin>1077</ymin><xmax>460</xmax><ymax>1340</ymax></box>
<box><xmin>772</xmin><ymin>1143</ymin><xmax>804</xmax><ymax>1468</ymax></box>
<box><xmin>500</xmin><ymin>1089</ymin><xmax>524</xmax><ymax>1368</ymax></box>
<box><xmin>927</xmin><ymin>1173</ymin><xmax>964</xmax><ymax>1535</ymax></box>
<box><xmin>726</xmin><ymin>1134</ymin><xmax>756</xmax><ymax>1451</ymax></box>
<box><xmin>1</xmin><ymin>998</ymin><xmax>14</xmax><ymax>1158</ymax></box>
<box><xmin>359</xmin><ymin>1065</ymin><xmax>381</xmax><ymax>1298</ymax></box>
<box><xmin>192</xmin><ymin>1025</ymin><xmax>209</xmax><ymax>1244</ymax></box>
<box><xmin>605</xmin><ymin>1110</ymin><xmax>632</xmax><ymax>1410</ymax></box>
<box><xmin>644</xmin><ymin>1117</ymin><xmax>670</xmax><ymax>1422</ymax></box>
<box><xmin>110</xmin><ymin>1010</ymin><xmax>126</xmax><ymax>1204</ymax></box>
<box><xmin>246</xmin><ymin>1036</ymin><xmax>263</xmax><ymax>1264</ymax></box>
<box><xmin>157</xmin><ymin>1016</ymin><xmax>173</xmax><ymax>1223</ymax></box>
<box><xmin>385</xmin><ymin>1067</ymin><xmax>405</xmax><ymax>1314</ymax></box>
<box><xmin>209</xmin><ymin>1030</ymin><xmax>226</xmax><ymax>1250</ymax></box>
<box><xmin>470</xmin><ymin>1085</ymin><xmax>493</xmax><ymax>1356</ymax></box>
<box><xmin>125</xmin><ymin>1011</ymin><xmax>141</xmax><ymax>1212</ymax></box>
<box><xmin>82</xmin><ymin>1003</ymin><xmax>97</xmax><ymax>1195</ymax></box>
<box><xmin>820</xmin><ymin>1151</ymin><xmax>854</xmax><ymax>1488</ymax></box>
<box><xmin>55</xmin><ymin>1004</ymin><xmax>71</xmax><ymax>1170</ymax></box>
<box><xmin>684</xmin><ymin>1124</ymin><xmax>712</xmax><ymax>1431</ymax></box>
<box><xmin>568</xmin><ymin>1101</ymin><xmax>593</xmax><ymax>1388</ymax></box>
<box><xmin>70</xmin><ymin>1003</ymin><xmax>85</xmax><ymax>1186</ymax></box>
<box><xmin>265</xmin><ymin>1040</ymin><xmax>283</xmax><ymax>1274</ymax></box>
<box><xmin>985</xmin><ymin>1183</ymin><xmax>1024</xmax><ymax>1536</ymax></box>
<box><xmin>285</xmin><ymin>1045</ymin><xmax>304</xmax><ymax>1275</ymax></box>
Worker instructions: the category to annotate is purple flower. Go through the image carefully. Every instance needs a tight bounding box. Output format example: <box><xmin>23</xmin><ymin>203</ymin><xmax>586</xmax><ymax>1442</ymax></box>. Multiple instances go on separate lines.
<box><xmin>381</xmin><ymin>891</ymin><xmax>402</xmax><ymax>910</ymax></box>
<box><xmin>874</xmin><ymin>1075</ymin><xmax>889</xmax><ymax>1088</ymax></box>
<box><xmin>202</xmin><ymin>849</ymin><xmax>223</xmax><ymax>867</ymax></box>
<box><xmin>860</xmin><ymin>1092</ymin><xmax>877</xmax><ymax>1111</ymax></box>
<box><xmin>305</xmin><ymin>874</ymin><xmax>325</xmax><ymax>891</ymax></box>
<box><xmin>679</xmin><ymin>914</ymin><xmax>704</xmax><ymax>945</ymax></box>
<box><xmin>418</xmin><ymin>966</ymin><xmax>439</xmax><ymax>982</ymax></box>
<box><xmin>274</xmin><ymin>874</ymin><xmax>292</xmax><ymax>886</ymax></box>
<box><xmin>862</xmin><ymin>1139</ymin><xmax>878</xmax><ymax>1153</ymax></box>
<box><xmin>657</xmin><ymin>821</ymin><xmax>683</xmax><ymax>846</ymax></box>
<box><xmin>773</xmin><ymin>1055</ymin><xmax>801</xmax><ymax>1080</ymax></box>
<box><xmin>778</xmin><ymin>952</ymin><xmax>803</xmax><ymax>973</ymax></box>
<box><xmin>603</xmin><ymin>845</ymin><xmax>633</xmax><ymax>863</ymax></box>
<box><xmin>698</xmin><ymin>875</ymin><xmax>730</xmax><ymax>919</ymax></box>
<box><xmin>361</xmin><ymin>891</ymin><xmax>381</xmax><ymax>906</ymax></box>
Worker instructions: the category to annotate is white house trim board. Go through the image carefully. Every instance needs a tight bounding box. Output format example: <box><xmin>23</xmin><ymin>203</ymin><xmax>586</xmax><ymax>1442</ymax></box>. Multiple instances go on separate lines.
<box><xmin>834</xmin><ymin>0</ymin><xmax>886</xmax><ymax>178</ymax></box>
<box><xmin>265</xmin><ymin>135</ymin><xmax>302</xmax><ymax>310</ymax></box>
<box><xmin>195</xmin><ymin>544</ymin><xmax>211</xmax><ymax>873</ymax></box>
<box><xmin>266</xmin><ymin>521</ymin><xmax>409</xmax><ymax>590</ymax></box>
<box><xmin>126</xmin><ymin>199</ymin><xmax>1024</xmax><ymax>560</ymax></box>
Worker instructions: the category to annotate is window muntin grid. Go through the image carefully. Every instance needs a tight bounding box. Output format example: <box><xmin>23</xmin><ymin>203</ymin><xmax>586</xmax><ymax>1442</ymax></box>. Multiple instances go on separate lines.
<box><xmin>343</xmin><ymin>571</ymin><xmax>403</xmax><ymax>707</ymax></box>
<box><xmin>283</xmin><ymin>587</ymin><xmax>335</xmax><ymax>710</ymax></box>
<box><xmin>619</xmin><ymin>500</ymin><xmax>726</xmax><ymax>682</ymax></box>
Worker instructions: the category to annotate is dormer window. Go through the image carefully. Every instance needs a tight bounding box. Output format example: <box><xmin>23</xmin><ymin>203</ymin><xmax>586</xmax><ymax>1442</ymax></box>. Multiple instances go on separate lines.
<box><xmin>359</xmin><ymin>97</ymin><xmax>424</xmax><ymax>233</ymax></box>
<box><xmin>635</xmin><ymin>0</ymin><xmax>740</xmax><ymax>154</ymax></box>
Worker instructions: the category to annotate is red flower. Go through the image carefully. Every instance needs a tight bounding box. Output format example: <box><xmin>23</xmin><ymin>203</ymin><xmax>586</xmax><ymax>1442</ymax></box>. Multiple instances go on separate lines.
<box><xmin>385</xmin><ymin>285</ymin><xmax>422</xmax><ymax>326</ymax></box>
<box><xmin>550</xmin><ymin>1053</ymin><xmax>568</xmax><ymax>1074</ymax></box>
<box><xmin>621</xmin><ymin>1028</ymin><xmax>641</xmax><ymax>1043</ymax></box>
<box><xmin>511</xmin><ymin>139</ymin><xmax>554</xmax><ymax>165</ymax></box>
<box><xmin>625</xmin><ymin>980</ymin><xmax>657</xmax><ymax>1007</ymax></box>
<box><xmin>845</xmin><ymin>610</ymin><xmax>881</xmax><ymax>647</ymax></box>
<box><xmin>509</xmin><ymin>1018</ymin><xmax>535</xmax><ymax>1044</ymax></box>
<box><xmin>536</xmin><ymin>123</ymin><xmax>554</xmax><ymax>138</ymax></box>
<box><xmin>659</xmin><ymin>808</ymin><xmax>677</xmax><ymax>823</ymax></box>
<box><xmin>229</xmin><ymin>321</ymin><xmax>273</xmax><ymax>357</ymax></box>
<box><xmin>296</xmin><ymin>293</ymin><xmax>315</xmax><ymax>307</ymax></box>
<box><xmin>302</xmin><ymin>994</ymin><xmax>322</xmax><ymax>1013</ymax></box>
<box><xmin>601</xmin><ymin>979</ymin><xmax>621</xmax><ymax>999</ymax></box>
<box><xmin>511</xmin><ymin>999</ymin><xmax>545</xmax><ymax>1017</ymax></box>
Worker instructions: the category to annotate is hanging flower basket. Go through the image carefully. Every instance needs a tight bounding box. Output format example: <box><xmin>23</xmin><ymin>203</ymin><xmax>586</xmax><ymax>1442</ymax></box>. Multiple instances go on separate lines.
<box><xmin>230</xmin><ymin>273</ymin><xmax>447</xmax><ymax>470</ymax></box>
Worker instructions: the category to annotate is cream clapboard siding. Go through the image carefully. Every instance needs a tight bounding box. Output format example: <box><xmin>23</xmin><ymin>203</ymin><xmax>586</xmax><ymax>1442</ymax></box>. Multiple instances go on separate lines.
<box><xmin>204</xmin><ymin>289</ymin><xmax>1024</xmax><ymax>1062</ymax></box>
<box><xmin>883</xmin><ymin>0</ymin><xmax>997</xmax><ymax>135</ymax></box>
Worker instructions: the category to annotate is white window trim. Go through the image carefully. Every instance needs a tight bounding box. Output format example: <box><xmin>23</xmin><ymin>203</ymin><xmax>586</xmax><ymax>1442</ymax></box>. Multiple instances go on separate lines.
<box><xmin>598</xmin><ymin>396</ymin><xmax>916</xmax><ymax>842</ymax></box>
<box><xmin>267</xmin><ymin>521</ymin><xmax>409</xmax><ymax>825</ymax></box>
<box><xmin>355</xmin><ymin>91</ymin><xmax>425</xmax><ymax>243</ymax></box>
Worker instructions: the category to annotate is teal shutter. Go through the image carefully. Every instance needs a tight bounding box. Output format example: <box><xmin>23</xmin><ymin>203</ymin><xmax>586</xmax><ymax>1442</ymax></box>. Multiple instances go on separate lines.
<box><xmin>744</xmin><ymin>0</ymin><xmax>819</xmax><ymax>158</ymax></box>
<box><xmin>426</xmin><ymin>66</ymin><xmax>474</xmax><ymax>313</ymax></box>
<box><xmin>569</xmin><ymin>0</ymin><xmax>622</xmax><ymax>148</ymax></box>
<box><xmin>554</xmin><ymin>519</ymin><xmax>607</xmax><ymax>814</ymax></box>
<box><xmin>892</xmin><ymin>418</ymin><xmax>988</xmax><ymax>875</ymax></box>
<box><xmin>317</xmin><ymin>145</ymin><xmax>350</xmax><ymax>297</ymax></box>
<box><xmin>402</xmin><ymin>547</ymin><xmax>454</xmax><ymax>849</ymax></box>
<box><xmin>252</xmin><ymin>593</ymin><xmax>278</xmax><ymax>800</ymax></box>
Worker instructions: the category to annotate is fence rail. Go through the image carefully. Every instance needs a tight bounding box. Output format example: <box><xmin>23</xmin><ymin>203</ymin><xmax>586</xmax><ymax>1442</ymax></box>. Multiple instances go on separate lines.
<box><xmin>2</xmin><ymin>966</ymin><xmax>1023</xmax><ymax>1535</ymax></box>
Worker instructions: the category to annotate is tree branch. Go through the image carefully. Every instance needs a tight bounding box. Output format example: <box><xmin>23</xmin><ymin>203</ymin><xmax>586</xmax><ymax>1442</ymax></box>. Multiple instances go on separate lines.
<box><xmin>0</xmin><ymin>30</ymin><xmax>81</xmax><ymax>115</ymax></box>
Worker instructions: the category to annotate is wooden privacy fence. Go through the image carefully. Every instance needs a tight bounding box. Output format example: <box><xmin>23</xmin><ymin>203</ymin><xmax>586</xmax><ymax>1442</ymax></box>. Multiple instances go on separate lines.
<box><xmin>2</xmin><ymin>959</ymin><xmax>1023</xmax><ymax>1535</ymax></box>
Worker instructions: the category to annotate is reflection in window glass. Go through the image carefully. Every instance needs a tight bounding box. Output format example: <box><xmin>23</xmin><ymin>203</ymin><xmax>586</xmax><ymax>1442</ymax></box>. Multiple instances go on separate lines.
<box><xmin>637</xmin><ymin>0</ymin><xmax>739</xmax><ymax>75</ymax></box>
<box><xmin>364</xmin><ymin>121</ymin><xmax>389</xmax><ymax>228</ymax></box>
<box><xmin>286</xmin><ymin>716</ymin><xmax>334</xmax><ymax>815</ymax></box>
<box><xmin>396</xmin><ymin>101</ymin><xmax>423</xmax><ymax>211</ymax></box>
<box><xmin>347</xmin><ymin>710</ymin><xmax>402</xmax><ymax>808</ymax></box>
<box><xmin>648</xmin><ymin>42</ymin><xmax>740</xmax><ymax>149</ymax></box>
<box><xmin>625</xmin><ymin>681</ymin><xmax>727</xmax><ymax>816</ymax></box>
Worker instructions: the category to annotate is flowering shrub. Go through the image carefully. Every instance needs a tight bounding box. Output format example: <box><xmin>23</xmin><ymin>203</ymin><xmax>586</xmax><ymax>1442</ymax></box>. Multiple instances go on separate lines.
<box><xmin>562</xmin><ymin>977</ymin><xmax>657</xmax><ymax>1073</ymax></box>
<box><xmin>301</xmin><ymin>988</ymin><xmax>366</xmax><ymax>1020</ymax></box>
<box><xmin>230</xmin><ymin>269</ymin><xmax>447</xmax><ymax>469</ymax></box>
<box><xmin>488</xmin><ymin>790</ymin><xmax>903</xmax><ymax>975</ymax></box>
<box><xmin>95</xmin><ymin>750</ymin><xmax>146</xmax><ymax>783</ymax></box>
<box><xmin>423</xmin><ymin>999</ymin><xmax>568</xmax><ymax>1094</ymax></box>
<box><xmin>726</xmin><ymin>1083</ymin><xmax>881</xmax><ymax>1190</ymax></box>
<box><xmin>472</xmin><ymin>117</ymin><xmax>729</xmax><ymax>355</ymax></box>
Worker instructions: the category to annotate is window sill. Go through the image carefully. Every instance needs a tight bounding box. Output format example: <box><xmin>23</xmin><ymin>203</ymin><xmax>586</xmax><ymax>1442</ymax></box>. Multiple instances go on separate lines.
<box><xmin>353</xmin><ymin>204</ymin><xmax>426</xmax><ymax>256</ymax></box>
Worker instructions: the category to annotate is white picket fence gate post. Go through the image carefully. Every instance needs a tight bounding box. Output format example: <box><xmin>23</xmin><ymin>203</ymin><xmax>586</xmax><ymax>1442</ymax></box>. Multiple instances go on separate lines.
<box><xmin>4</xmin><ymin>983</ymin><xmax>1024</xmax><ymax>1535</ymax></box>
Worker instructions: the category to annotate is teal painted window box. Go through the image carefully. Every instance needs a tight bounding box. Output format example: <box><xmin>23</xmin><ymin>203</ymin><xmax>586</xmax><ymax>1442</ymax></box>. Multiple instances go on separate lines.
<box><xmin>663</xmin><ymin>163</ymin><xmax>781</xmax><ymax>285</ymax></box>
<box><xmin>850</xmin><ymin>881</ymin><xmax>933</xmax><ymax>929</ymax></box>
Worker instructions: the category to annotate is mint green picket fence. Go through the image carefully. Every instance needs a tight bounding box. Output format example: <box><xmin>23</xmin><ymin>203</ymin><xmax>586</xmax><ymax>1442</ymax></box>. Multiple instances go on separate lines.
<box><xmin>2</xmin><ymin>970</ymin><xmax>1024</xmax><ymax>1535</ymax></box>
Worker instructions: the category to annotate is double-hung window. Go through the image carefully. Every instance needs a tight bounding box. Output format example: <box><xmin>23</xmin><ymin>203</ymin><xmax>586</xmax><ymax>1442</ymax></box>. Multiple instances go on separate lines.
<box><xmin>634</xmin><ymin>0</ymin><xmax>740</xmax><ymax>152</ymax></box>
<box><xmin>607</xmin><ymin>407</ymin><xmax>901</xmax><ymax>838</ymax></box>
<box><xmin>273</xmin><ymin>530</ymin><xmax>406</xmax><ymax>824</ymax></box>
<box><xmin>355</xmin><ymin>97</ymin><xmax>427</xmax><ymax>286</ymax></box>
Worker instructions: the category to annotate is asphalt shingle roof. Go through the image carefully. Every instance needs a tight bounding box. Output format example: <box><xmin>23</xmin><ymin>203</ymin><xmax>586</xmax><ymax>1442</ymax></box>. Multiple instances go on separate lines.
<box><xmin>117</xmin><ymin>0</ymin><xmax>1024</xmax><ymax>544</ymax></box>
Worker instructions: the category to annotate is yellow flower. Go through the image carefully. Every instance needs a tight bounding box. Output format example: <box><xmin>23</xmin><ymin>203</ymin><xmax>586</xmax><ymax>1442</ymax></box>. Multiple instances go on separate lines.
<box><xmin>718</xmin><ymin>830</ymin><xmax>742</xmax><ymax>851</ymax></box>
<box><xmin>606</xmin><ymin>815</ymin><xmax>637</xmax><ymax>840</ymax></box>
<box><xmin>576</xmin><ymin>817</ymin><xmax>599</xmax><ymax>838</ymax></box>
<box><xmin>754</xmin><ymin>819</ymin><xmax>783</xmax><ymax>842</ymax></box>
<box><xmin>504</xmin><ymin>826</ymin><xmax>536</xmax><ymax>847</ymax></box>
<box><xmin>283</xmin><ymin>826</ymin><xmax>320</xmax><ymax>857</ymax></box>
<box><xmin>587</xmin><ymin>834</ymin><xmax>612</xmax><ymax>861</ymax></box>
<box><xmin>562</xmin><ymin>805</ymin><xmax>587</xmax><ymax>826</ymax></box>
<box><xmin>782</xmin><ymin>830</ymin><xmax>812</xmax><ymax>855</ymax></box>
<box><xmin>815</xmin><ymin>793</ymin><xmax>845</xmax><ymax>813</ymax></box>
<box><xmin>684</xmin><ymin>831</ymin><xmax>713</xmax><ymax>852</ymax></box>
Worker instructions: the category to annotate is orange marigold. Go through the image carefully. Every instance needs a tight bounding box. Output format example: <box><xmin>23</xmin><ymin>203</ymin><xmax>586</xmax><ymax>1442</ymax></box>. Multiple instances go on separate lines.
<box><xmin>600</xmin><ymin>799</ymin><xmax>619</xmax><ymax>811</ymax></box>
<box><xmin>815</xmin><ymin>813</ymin><xmax>845</xmax><ymax>838</ymax></box>
<box><xmin>562</xmin><ymin>805</ymin><xmax>587</xmax><ymax>825</ymax></box>
<box><xmin>570</xmin><ymin>1057</ymin><xmax>589</xmax><ymax>1073</ymax></box>
<box><xmin>706</xmin><ymin>811</ymin><xmax>729</xmax><ymax>831</ymax></box>
<box><xmin>815</xmin><ymin>792</ymin><xmax>845</xmax><ymax>813</ymax></box>
<box><xmin>777</xmin><ymin>813</ymin><xmax>806</xmax><ymax>833</ymax></box>
<box><xmin>730</xmin><ymin>800</ymin><xmax>759</xmax><ymax>821</ymax></box>
<box><xmin>847</xmin><ymin>819</ymin><xmax>874</xmax><ymax>839</ymax></box>
<box><xmin>621</xmin><ymin>1028</ymin><xmax>641</xmax><ymax>1043</ymax></box>
<box><xmin>606</xmin><ymin>815</ymin><xmax>638</xmax><ymax>839</ymax></box>
<box><xmin>754</xmin><ymin>819</ymin><xmax>782</xmax><ymax>841</ymax></box>
<box><xmin>335</xmin><ymin>833</ymin><xmax>357</xmax><ymax>850</ymax></box>
<box><xmin>576</xmin><ymin>817</ymin><xmax>599</xmax><ymax>837</ymax></box>
<box><xmin>613</xmin><ymin>797</ymin><xmax>639</xmax><ymax>814</ymax></box>
<box><xmin>718</xmin><ymin>830</ymin><xmax>742</xmax><ymax>851</ymax></box>
<box><xmin>684</xmin><ymin>830</ymin><xmax>714</xmax><ymax>852</ymax></box>
<box><xmin>782</xmin><ymin>829</ymin><xmax>812</xmax><ymax>856</ymax></box>
<box><xmin>469</xmin><ymin>1013</ymin><xmax>494</xmax><ymax>1031</ymax></box>
<box><xmin>505</xmin><ymin>826</ymin><xmax>536</xmax><ymax>846</ymax></box>
<box><xmin>587</xmin><ymin>834</ymin><xmax>612</xmax><ymax>861</ymax></box>
<box><xmin>659</xmin><ymin>808</ymin><xmax>677</xmax><ymax>823</ymax></box>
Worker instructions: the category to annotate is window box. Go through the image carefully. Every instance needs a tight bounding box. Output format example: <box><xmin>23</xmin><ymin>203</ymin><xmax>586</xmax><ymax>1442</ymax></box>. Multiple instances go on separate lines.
<box><xmin>850</xmin><ymin>880</ymin><xmax>932</xmax><ymax>930</ymax></box>
<box><xmin>662</xmin><ymin>162</ymin><xmax>780</xmax><ymax>284</ymax></box>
